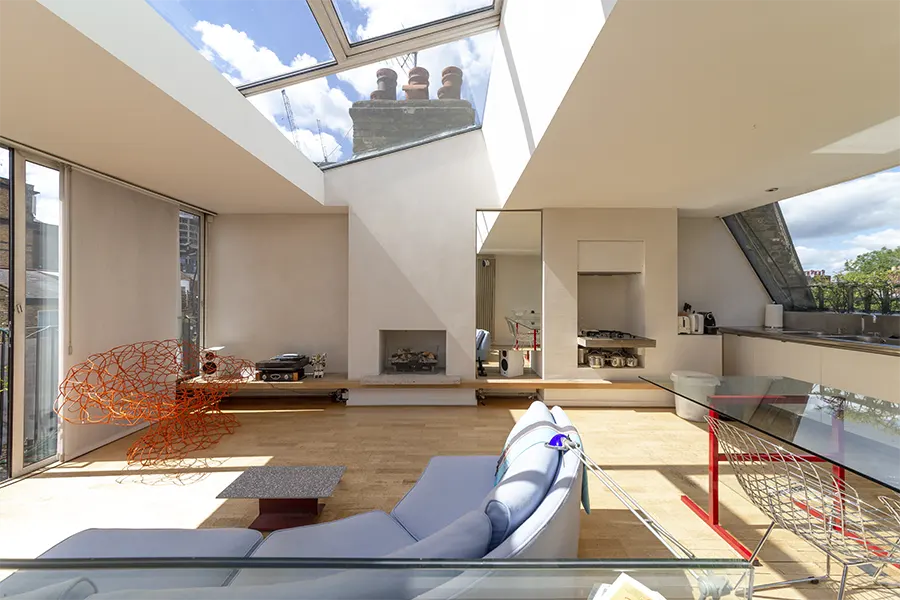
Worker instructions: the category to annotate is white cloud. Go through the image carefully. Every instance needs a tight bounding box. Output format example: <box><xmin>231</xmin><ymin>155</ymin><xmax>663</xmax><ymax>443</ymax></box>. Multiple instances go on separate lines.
<box><xmin>194</xmin><ymin>21</ymin><xmax>354</xmax><ymax>144</ymax></box>
<box><xmin>336</xmin><ymin>30</ymin><xmax>495</xmax><ymax>106</ymax></box>
<box><xmin>190</xmin><ymin>2</ymin><xmax>497</xmax><ymax>163</ymax></box>
<box><xmin>796</xmin><ymin>228</ymin><xmax>900</xmax><ymax>273</ymax></box>
<box><xmin>851</xmin><ymin>228</ymin><xmax>900</xmax><ymax>250</ymax></box>
<box><xmin>796</xmin><ymin>245</ymin><xmax>868</xmax><ymax>274</ymax></box>
<box><xmin>780</xmin><ymin>169</ymin><xmax>900</xmax><ymax>240</ymax></box>
<box><xmin>346</xmin><ymin>0</ymin><xmax>492</xmax><ymax>42</ymax></box>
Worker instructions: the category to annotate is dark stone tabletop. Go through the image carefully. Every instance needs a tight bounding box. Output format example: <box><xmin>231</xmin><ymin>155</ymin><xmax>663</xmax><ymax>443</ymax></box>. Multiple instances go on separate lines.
<box><xmin>217</xmin><ymin>466</ymin><xmax>346</xmax><ymax>499</ymax></box>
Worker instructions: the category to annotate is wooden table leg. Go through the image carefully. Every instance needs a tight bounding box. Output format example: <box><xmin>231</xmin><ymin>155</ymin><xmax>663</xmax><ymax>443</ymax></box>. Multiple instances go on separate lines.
<box><xmin>249</xmin><ymin>498</ymin><xmax>324</xmax><ymax>532</ymax></box>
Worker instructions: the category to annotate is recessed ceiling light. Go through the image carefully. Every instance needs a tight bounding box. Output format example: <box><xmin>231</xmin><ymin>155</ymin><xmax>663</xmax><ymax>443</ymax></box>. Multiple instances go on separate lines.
<box><xmin>765</xmin><ymin>187</ymin><xmax>779</xmax><ymax>193</ymax></box>
<box><xmin>812</xmin><ymin>116</ymin><xmax>900</xmax><ymax>155</ymax></box>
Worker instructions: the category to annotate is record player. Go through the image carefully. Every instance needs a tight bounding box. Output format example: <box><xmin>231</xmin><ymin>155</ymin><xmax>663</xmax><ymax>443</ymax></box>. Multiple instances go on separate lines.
<box><xmin>255</xmin><ymin>354</ymin><xmax>309</xmax><ymax>382</ymax></box>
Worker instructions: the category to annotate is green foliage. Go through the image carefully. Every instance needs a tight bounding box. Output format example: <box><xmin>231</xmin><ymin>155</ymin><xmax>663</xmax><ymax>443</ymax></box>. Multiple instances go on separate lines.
<box><xmin>841</xmin><ymin>246</ymin><xmax>900</xmax><ymax>283</ymax></box>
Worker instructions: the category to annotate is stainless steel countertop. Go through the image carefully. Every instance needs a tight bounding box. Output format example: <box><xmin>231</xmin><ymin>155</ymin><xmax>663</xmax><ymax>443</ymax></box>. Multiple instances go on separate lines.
<box><xmin>718</xmin><ymin>326</ymin><xmax>900</xmax><ymax>357</ymax></box>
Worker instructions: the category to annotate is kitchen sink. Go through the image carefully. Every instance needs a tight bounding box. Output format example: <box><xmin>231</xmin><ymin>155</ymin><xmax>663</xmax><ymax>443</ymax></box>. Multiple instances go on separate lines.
<box><xmin>825</xmin><ymin>335</ymin><xmax>885</xmax><ymax>344</ymax></box>
<box><xmin>827</xmin><ymin>335</ymin><xmax>900</xmax><ymax>346</ymax></box>
<box><xmin>781</xmin><ymin>330</ymin><xmax>900</xmax><ymax>347</ymax></box>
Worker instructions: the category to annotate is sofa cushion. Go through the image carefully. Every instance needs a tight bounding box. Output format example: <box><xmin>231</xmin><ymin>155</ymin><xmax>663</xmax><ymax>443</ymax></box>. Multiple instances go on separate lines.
<box><xmin>391</xmin><ymin>455</ymin><xmax>498</xmax><ymax>541</ymax></box>
<box><xmin>482</xmin><ymin>402</ymin><xmax>560</xmax><ymax>550</ymax></box>
<box><xmin>388</xmin><ymin>510</ymin><xmax>491</xmax><ymax>559</ymax></box>
<box><xmin>232</xmin><ymin>510</ymin><xmax>416</xmax><ymax>586</ymax></box>
<box><xmin>88</xmin><ymin>513</ymin><xmax>492</xmax><ymax>600</ymax></box>
<box><xmin>551</xmin><ymin>405</ymin><xmax>590</xmax><ymax>514</ymax></box>
<box><xmin>502</xmin><ymin>400</ymin><xmax>554</xmax><ymax>448</ymax></box>
<box><xmin>0</xmin><ymin>528</ymin><xmax>262</xmax><ymax>596</ymax></box>
<box><xmin>2</xmin><ymin>578</ymin><xmax>97</xmax><ymax>600</ymax></box>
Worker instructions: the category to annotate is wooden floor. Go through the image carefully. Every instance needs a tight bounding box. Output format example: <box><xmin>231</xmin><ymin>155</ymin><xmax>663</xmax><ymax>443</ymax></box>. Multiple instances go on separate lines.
<box><xmin>0</xmin><ymin>398</ymin><xmax>897</xmax><ymax>599</ymax></box>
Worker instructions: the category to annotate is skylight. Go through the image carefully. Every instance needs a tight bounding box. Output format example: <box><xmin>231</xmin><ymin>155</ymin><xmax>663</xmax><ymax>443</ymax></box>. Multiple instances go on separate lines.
<box><xmin>251</xmin><ymin>30</ymin><xmax>497</xmax><ymax>166</ymax></box>
<box><xmin>146</xmin><ymin>0</ymin><xmax>502</xmax><ymax>167</ymax></box>
<box><xmin>147</xmin><ymin>0</ymin><xmax>335</xmax><ymax>85</ymax></box>
<box><xmin>331</xmin><ymin>0</ymin><xmax>495</xmax><ymax>44</ymax></box>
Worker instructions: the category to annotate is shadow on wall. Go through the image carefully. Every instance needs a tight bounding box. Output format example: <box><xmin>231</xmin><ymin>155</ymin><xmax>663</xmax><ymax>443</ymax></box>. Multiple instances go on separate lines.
<box><xmin>349</xmin><ymin>216</ymin><xmax>472</xmax><ymax>379</ymax></box>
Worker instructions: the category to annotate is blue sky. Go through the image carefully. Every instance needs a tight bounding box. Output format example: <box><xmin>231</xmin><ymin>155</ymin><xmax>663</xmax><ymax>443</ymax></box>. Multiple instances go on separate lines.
<box><xmin>780</xmin><ymin>166</ymin><xmax>900</xmax><ymax>273</ymax></box>
<box><xmin>147</xmin><ymin>0</ymin><xmax>496</xmax><ymax>164</ymax></box>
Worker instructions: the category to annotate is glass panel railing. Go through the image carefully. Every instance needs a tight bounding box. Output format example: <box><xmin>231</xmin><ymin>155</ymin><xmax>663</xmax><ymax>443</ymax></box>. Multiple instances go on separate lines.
<box><xmin>0</xmin><ymin>557</ymin><xmax>752</xmax><ymax>600</ymax></box>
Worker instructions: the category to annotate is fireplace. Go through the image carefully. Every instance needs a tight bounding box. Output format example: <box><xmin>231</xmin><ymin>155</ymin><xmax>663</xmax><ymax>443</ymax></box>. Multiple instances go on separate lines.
<box><xmin>379</xmin><ymin>330</ymin><xmax>447</xmax><ymax>375</ymax></box>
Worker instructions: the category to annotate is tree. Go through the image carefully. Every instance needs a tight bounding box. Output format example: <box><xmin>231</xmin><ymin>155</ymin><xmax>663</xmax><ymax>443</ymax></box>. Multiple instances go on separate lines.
<box><xmin>841</xmin><ymin>246</ymin><xmax>900</xmax><ymax>281</ymax></box>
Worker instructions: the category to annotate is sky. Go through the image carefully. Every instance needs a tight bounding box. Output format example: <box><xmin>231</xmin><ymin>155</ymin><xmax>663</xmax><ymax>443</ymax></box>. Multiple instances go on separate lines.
<box><xmin>0</xmin><ymin>150</ymin><xmax>61</xmax><ymax>226</ymax></box>
<box><xmin>779</xmin><ymin>166</ymin><xmax>900</xmax><ymax>274</ymax></box>
<box><xmin>147</xmin><ymin>0</ymin><xmax>497</xmax><ymax>164</ymax></box>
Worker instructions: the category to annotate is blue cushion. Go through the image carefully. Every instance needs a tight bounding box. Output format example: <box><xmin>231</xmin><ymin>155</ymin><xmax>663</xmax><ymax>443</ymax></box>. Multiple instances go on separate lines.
<box><xmin>232</xmin><ymin>511</ymin><xmax>416</xmax><ymax>587</ymax></box>
<box><xmin>482</xmin><ymin>401</ymin><xmax>560</xmax><ymax>550</ymax></box>
<box><xmin>391</xmin><ymin>456</ymin><xmax>498</xmax><ymax>541</ymax></box>
<box><xmin>0</xmin><ymin>529</ymin><xmax>263</xmax><ymax>596</ymax></box>
<box><xmin>388</xmin><ymin>510</ymin><xmax>491</xmax><ymax>559</ymax></box>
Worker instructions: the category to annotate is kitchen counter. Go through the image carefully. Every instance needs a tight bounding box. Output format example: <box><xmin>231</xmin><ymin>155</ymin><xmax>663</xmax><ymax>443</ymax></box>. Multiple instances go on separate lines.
<box><xmin>719</xmin><ymin>326</ymin><xmax>900</xmax><ymax>357</ymax></box>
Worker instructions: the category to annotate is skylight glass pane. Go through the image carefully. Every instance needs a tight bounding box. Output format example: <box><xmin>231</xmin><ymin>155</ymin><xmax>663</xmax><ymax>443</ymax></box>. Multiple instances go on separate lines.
<box><xmin>248</xmin><ymin>30</ymin><xmax>497</xmax><ymax>166</ymax></box>
<box><xmin>146</xmin><ymin>0</ymin><xmax>334</xmax><ymax>86</ymax></box>
<box><xmin>331</xmin><ymin>0</ymin><xmax>494</xmax><ymax>43</ymax></box>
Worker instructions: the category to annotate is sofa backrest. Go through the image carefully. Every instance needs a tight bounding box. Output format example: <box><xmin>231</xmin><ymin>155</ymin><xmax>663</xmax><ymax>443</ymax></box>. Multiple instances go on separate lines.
<box><xmin>414</xmin><ymin>406</ymin><xmax>583</xmax><ymax>599</ymax></box>
<box><xmin>485</xmin><ymin>406</ymin><xmax>582</xmax><ymax>559</ymax></box>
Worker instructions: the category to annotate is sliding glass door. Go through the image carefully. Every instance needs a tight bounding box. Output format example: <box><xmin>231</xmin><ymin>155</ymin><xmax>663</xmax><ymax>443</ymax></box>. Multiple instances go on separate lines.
<box><xmin>22</xmin><ymin>161</ymin><xmax>60</xmax><ymax>468</ymax></box>
<box><xmin>0</xmin><ymin>149</ymin><xmax>63</xmax><ymax>479</ymax></box>
<box><xmin>0</xmin><ymin>147</ymin><xmax>11</xmax><ymax>482</ymax></box>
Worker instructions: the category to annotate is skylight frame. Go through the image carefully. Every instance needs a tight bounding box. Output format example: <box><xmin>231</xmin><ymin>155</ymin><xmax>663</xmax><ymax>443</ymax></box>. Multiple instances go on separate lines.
<box><xmin>237</xmin><ymin>0</ymin><xmax>504</xmax><ymax>98</ymax></box>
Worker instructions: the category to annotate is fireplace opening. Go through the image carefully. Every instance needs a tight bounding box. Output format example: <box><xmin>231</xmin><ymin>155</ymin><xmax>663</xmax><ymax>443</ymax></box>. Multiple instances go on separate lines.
<box><xmin>379</xmin><ymin>330</ymin><xmax>447</xmax><ymax>375</ymax></box>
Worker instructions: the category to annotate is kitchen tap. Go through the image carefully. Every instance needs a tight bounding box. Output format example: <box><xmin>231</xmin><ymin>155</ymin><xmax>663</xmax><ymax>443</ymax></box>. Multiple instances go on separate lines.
<box><xmin>861</xmin><ymin>314</ymin><xmax>877</xmax><ymax>334</ymax></box>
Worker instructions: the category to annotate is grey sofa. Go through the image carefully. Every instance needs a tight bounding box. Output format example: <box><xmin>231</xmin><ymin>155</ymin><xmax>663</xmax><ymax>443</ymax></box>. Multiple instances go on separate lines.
<box><xmin>1</xmin><ymin>403</ymin><xmax>584</xmax><ymax>599</ymax></box>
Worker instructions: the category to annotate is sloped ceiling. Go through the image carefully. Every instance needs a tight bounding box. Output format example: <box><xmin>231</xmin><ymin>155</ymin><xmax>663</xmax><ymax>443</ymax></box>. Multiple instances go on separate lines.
<box><xmin>0</xmin><ymin>0</ymin><xmax>330</xmax><ymax>214</ymax></box>
<box><xmin>504</xmin><ymin>0</ymin><xmax>900</xmax><ymax>215</ymax></box>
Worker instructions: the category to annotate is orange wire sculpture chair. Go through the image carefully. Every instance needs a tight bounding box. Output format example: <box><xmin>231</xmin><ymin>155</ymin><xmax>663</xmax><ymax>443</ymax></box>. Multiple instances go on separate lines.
<box><xmin>56</xmin><ymin>340</ymin><xmax>254</xmax><ymax>465</ymax></box>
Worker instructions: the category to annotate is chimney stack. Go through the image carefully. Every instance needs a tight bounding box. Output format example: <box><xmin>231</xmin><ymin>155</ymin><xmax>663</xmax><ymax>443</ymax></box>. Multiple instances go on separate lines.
<box><xmin>438</xmin><ymin>66</ymin><xmax>463</xmax><ymax>100</ymax></box>
<box><xmin>369</xmin><ymin>68</ymin><xmax>398</xmax><ymax>100</ymax></box>
<box><xmin>350</xmin><ymin>65</ymin><xmax>476</xmax><ymax>156</ymax></box>
<box><xmin>403</xmin><ymin>67</ymin><xmax>430</xmax><ymax>100</ymax></box>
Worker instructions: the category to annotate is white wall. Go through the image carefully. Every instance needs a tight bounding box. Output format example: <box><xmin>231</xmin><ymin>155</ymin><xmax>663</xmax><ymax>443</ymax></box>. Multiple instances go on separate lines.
<box><xmin>577</xmin><ymin>274</ymin><xmax>642</xmax><ymax>334</ymax></box>
<box><xmin>63</xmin><ymin>170</ymin><xmax>180</xmax><ymax>460</ymax></box>
<box><xmin>481</xmin><ymin>0</ymin><xmax>616</xmax><ymax>205</ymax></box>
<box><xmin>205</xmin><ymin>214</ymin><xmax>348</xmax><ymax>371</ymax></box>
<box><xmin>326</xmin><ymin>132</ymin><xmax>501</xmax><ymax>405</ymax></box>
<box><xmin>492</xmin><ymin>254</ymin><xmax>541</xmax><ymax>346</ymax></box>
<box><xmin>723</xmin><ymin>334</ymin><xmax>900</xmax><ymax>403</ymax></box>
<box><xmin>678</xmin><ymin>217</ymin><xmax>769</xmax><ymax>326</ymax></box>
<box><xmin>542</xmin><ymin>208</ymin><xmax>677</xmax><ymax>405</ymax></box>
<box><xmin>34</xmin><ymin>0</ymin><xmax>325</xmax><ymax>207</ymax></box>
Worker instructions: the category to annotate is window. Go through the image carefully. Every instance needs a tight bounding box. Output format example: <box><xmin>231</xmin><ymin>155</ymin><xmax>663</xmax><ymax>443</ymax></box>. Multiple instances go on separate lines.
<box><xmin>145</xmin><ymin>0</ymin><xmax>502</xmax><ymax>167</ymax></box>
<box><xmin>725</xmin><ymin>167</ymin><xmax>900</xmax><ymax>313</ymax></box>
<box><xmin>0</xmin><ymin>147</ymin><xmax>9</xmax><ymax>482</ymax></box>
<box><xmin>252</xmin><ymin>30</ymin><xmax>496</xmax><ymax>166</ymax></box>
<box><xmin>23</xmin><ymin>162</ymin><xmax>61</xmax><ymax>468</ymax></box>
<box><xmin>331</xmin><ymin>0</ymin><xmax>494</xmax><ymax>43</ymax></box>
<box><xmin>146</xmin><ymin>0</ymin><xmax>335</xmax><ymax>86</ymax></box>
<box><xmin>179</xmin><ymin>211</ymin><xmax>202</xmax><ymax>372</ymax></box>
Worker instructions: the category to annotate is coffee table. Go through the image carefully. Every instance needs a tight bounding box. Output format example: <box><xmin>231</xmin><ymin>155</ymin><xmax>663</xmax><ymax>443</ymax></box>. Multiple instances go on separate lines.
<box><xmin>218</xmin><ymin>466</ymin><xmax>345</xmax><ymax>531</ymax></box>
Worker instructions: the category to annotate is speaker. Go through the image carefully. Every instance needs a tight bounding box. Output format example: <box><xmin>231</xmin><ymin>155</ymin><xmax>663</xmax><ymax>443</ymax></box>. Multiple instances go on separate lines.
<box><xmin>499</xmin><ymin>350</ymin><xmax>525</xmax><ymax>378</ymax></box>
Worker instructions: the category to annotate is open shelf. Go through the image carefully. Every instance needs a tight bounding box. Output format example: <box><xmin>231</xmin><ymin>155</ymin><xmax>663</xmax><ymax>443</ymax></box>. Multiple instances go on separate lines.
<box><xmin>577</xmin><ymin>335</ymin><xmax>656</xmax><ymax>349</ymax></box>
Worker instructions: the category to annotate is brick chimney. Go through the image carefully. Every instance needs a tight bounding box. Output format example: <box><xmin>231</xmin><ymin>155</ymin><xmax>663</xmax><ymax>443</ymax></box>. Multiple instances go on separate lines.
<box><xmin>350</xmin><ymin>66</ymin><xmax>476</xmax><ymax>156</ymax></box>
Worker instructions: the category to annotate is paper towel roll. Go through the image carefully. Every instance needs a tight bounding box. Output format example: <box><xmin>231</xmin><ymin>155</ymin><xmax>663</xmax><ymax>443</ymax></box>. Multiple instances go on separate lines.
<box><xmin>764</xmin><ymin>304</ymin><xmax>784</xmax><ymax>329</ymax></box>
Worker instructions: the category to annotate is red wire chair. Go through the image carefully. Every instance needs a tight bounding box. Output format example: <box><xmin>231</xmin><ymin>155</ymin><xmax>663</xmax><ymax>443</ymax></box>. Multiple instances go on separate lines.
<box><xmin>56</xmin><ymin>340</ymin><xmax>253</xmax><ymax>465</ymax></box>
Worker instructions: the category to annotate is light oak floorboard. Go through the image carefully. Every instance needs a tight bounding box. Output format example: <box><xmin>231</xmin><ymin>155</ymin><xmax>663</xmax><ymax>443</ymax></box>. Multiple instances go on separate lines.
<box><xmin>0</xmin><ymin>398</ymin><xmax>897</xmax><ymax>598</ymax></box>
